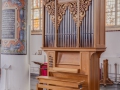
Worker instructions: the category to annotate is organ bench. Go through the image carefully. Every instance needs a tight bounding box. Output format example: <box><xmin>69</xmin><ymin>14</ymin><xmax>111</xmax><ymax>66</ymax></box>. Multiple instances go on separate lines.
<box><xmin>36</xmin><ymin>0</ymin><xmax>106</xmax><ymax>90</ymax></box>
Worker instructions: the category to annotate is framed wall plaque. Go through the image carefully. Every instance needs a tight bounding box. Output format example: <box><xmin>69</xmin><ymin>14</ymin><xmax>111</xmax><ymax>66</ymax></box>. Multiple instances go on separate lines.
<box><xmin>1</xmin><ymin>0</ymin><xmax>27</xmax><ymax>55</ymax></box>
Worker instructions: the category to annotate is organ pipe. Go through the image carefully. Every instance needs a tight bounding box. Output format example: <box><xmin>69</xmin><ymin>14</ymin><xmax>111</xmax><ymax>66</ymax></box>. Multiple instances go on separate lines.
<box><xmin>44</xmin><ymin>0</ymin><xmax>94</xmax><ymax>48</ymax></box>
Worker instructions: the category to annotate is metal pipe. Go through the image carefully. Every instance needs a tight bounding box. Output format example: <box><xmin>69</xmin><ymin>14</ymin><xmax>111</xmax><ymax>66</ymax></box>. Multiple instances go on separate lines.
<box><xmin>66</xmin><ymin>9</ymin><xmax>68</xmax><ymax>47</ymax></box>
<box><xmin>65</xmin><ymin>9</ymin><xmax>67</xmax><ymax>47</ymax></box>
<box><xmin>88</xmin><ymin>3</ymin><xmax>90</xmax><ymax>47</ymax></box>
<box><xmin>58</xmin><ymin>23</ymin><xmax>60</xmax><ymax>47</ymax></box>
<box><xmin>83</xmin><ymin>16</ymin><xmax>85</xmax><ymax>47</ymax></box>
<box><xmin>86</xmin><ymin>10</ymin><xmax>88</xmax><ymax>47</ymax></box>
<box><xmin>75</xmin><ymin>23</ymin><xmax>77</xmax><ymax>47</ymax></box>
<box><xmin>90</xmin><ymin>2</ymin><xmax>92</xmax><ymax>47</ymax></box>
<box><xmin>51</xmin><ymin>17</ymin><xmax>53</xmax><ymax>47</ymax></box>
<box><xmin>48</xmin><ymin>10</ymin><xmax>50</xmax><ymax>47</ymax></box>
<box><xmin>70</xmin><ymin>10</ymin><xmax>72</xmax><ymax>47</ymax></box>
<box><xmin>81</xmin><ymin>21</ymin><xmax>84</xmax><ymax>47</ymax></box>
<box><xmin>79</xmin><ymin>16</ymin><xmax>81</xmax><ymax>47</ymax></box>
<box><xmin>53</xmin><ymin>24</ymin><xmax>55</xmax><ymax>47</ymax></box>
<box><xmin>92</xmin><ymin>0</ymin><xmax>94</xmax><ymax>47</ymax></box>
<box><xmin>87</xmin><ymin>10</ymin><xmax>89</xmax><ymax>47</ymax></box>
<box><xmin>45</xmin><ymin>9</ymin><xmax>46</xmax><ymax>47</ymax></box>
<box><xmin>63</xmin><ymin>18</ymin><xmax>64</xmax><ymax>47</ymax></box>
<box><xmin>71</xmin><ymin>14</ymin><xmax>73</xmax><ymax>47</ymax></box>
<box><xmin>49</xmin><ymin>13</ymin><xmax>52</xmax><ymax>47</ymax></box>
<box><xmin>61</xmin><ymin>21</ymin><xmax>62</xmax><ymax>47</ymax></box>
<box><xmin>74</xmin><ymin>20</ymin><xmax>76</xmax><ymax>47</ymax></box>
<box><xmin>46</xmin><ymin>10</ymin><xmax>48</xmax><ymax>47</ymax></box>
<box><xmin>73</xmin><ymin>20</ymin><xmax>75</xmax><ymax>47</ymax></box>
<box><xmin>68</xmin><ymin>9</ymin><xmax>70</xmax><ymax>47</ymax></box>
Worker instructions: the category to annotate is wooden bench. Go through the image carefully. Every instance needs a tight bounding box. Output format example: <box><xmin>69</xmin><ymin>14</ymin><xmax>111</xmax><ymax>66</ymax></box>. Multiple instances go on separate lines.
<box><xmin>36</xmin><ymin>76</ymin><xmax>85</xmax><ymax>90</ymax></box>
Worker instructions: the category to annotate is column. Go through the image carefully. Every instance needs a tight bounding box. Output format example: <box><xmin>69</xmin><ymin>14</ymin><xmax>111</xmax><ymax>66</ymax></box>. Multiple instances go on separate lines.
<box><xmin>1</xmin><ymin>0</ymin><xmax>29</xmax><ymax>90</ymax></box>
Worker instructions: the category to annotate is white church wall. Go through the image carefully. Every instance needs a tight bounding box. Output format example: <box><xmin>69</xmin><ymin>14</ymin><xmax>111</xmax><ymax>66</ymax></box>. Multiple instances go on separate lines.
<box><xmin>0</xmin><ymin>0</ymin><xmax>1</xmax><ymax>38</ymax></box>
<box><xmin>100</xmin><ymin>31</ymin><xmax>120</xmax><ymax>82</ymax></box>
<box><xmin>1</xmin><ymin>55</ymin><xmax>29</xmax><ymax>90</ymax></box>
<box><xmin>1</xmin><ymin>0</ymin><xmax>29</xmax><ymax>90</ymax></box>
<box><xmin>30</xmin><ymin>35</ymin><xmax>47</xmax><ymax>74</ymax></box>
<box><xmin>0</xmin><ymin>0</ymin><xmax>2</xmax><ymax>68</ymax></box>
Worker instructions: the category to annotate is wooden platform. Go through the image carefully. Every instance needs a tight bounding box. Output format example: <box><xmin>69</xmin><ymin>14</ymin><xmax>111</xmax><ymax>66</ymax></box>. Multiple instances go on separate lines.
<box><xmin>37</xmin><ymin>76</ymin><xmax>85</xmax><ymax>90</ymax></box>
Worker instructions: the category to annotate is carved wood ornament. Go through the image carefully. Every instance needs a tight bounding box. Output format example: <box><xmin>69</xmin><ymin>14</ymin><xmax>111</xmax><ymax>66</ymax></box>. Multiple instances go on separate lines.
<box><xmin>44</xmin><ymin>0</ymin><xmax>92</xmax><ymax>27</ymax></box>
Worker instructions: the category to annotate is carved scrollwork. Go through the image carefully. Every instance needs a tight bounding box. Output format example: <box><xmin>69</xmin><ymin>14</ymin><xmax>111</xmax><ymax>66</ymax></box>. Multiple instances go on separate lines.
<box><xmin>57</xmin><ymin>3</ymin><xmax>68</xmax><ymax>27</ymax></box>
<box><xmin>45</xmin><ymin>1</ymin><xmax>55</xmax><ymax>25</ymax></box>
<box><xmin>79</xmin><ymin>0</ymin><xmax>91</xmax><ymax>26</ymax></box>
<box><xmin>68</xmin><ymin>2</ymin><xmax>77</xmax><ymax>25</ymax></box>
<box><xmin>44</xmin><ymin>0</ymin><xmax>92</xmax><ymax>27</ymax></box>
<box><xmin>43</xmin><ymin>0</ymin><xmax>52</xmax><ymax>5</ymax></box>
<box><xmin>45</xmin><ymin>1</ymin><xmax>68</xmax><ymax>27</ymax></box>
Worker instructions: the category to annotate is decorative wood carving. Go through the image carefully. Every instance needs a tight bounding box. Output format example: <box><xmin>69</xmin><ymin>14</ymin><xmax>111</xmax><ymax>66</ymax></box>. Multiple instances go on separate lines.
<box><xmin>45</xmin><ymin>1</ymin><xmax>67</xmax><ymax>27</ymax></box>
<box><xmin>44</xmin><ymin>0</ymin><xmax>92</xmax><ymax>27</ymax></box>
<box><xmin>57</xmin><ymin>4</ymin><xmax>68</xmax><ymax>27</ymax></box>
<box><xmin>68</xmin><ymin>0</ymin><xmax>91</xmax><ymax>26</ymax></box>
<box><xmin>68</xmin><ymin>2</ymin><xmax>77</xmax><ymax>25</ymax></box>
<box><xmin>45</xmin><ymin>1</ymin><xmax>55</xmax><ymax>26</ymax></box>
<box><xmin>43</xmin><ymin>0</ymin><xmax>50</xmax><ymax>5</ymax></box>
<box><xmin>79</xmin><ymin>0</ymin><xmax>91</xmax><ymax>26</ymax></box>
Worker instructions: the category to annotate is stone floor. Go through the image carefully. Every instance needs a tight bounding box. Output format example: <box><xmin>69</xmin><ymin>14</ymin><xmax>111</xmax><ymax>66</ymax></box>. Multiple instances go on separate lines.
<box><xmin>30</xmin><ymin>74</ymin><xmax>120</xmax><ymax>90</ymax></box>
<box><xmin>0</xmin><ymin>77</ymin><xmax>1</xmax><ymax>89</ymax></box>
<box><xmin>100</xmin><ymin>85</ymin><xmax>120</xmax><ymax>90</ymax></box>
<box><xmin>30</xmin><ymin>74</ymin><xmax>39</xmax><ymax>90</ymax></box>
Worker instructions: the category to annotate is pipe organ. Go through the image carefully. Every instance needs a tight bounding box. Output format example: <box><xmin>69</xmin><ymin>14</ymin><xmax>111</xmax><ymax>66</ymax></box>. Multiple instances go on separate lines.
<box><xmin>37</xmin><ymin>0</ymin><xmax>106</xmax><ymax>90</ymax></box>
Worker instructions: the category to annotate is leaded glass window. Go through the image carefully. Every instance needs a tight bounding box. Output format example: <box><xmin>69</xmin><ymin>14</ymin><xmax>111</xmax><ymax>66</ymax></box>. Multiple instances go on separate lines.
<box><xmin>106</xmin><ymin>0</ymin><xmax>120</xmax><ymax>29</ymax></box>
<box><xmin>31</xmin><ymin>0</ymin><xmax>43</xmax><ymax>35</ymax></box>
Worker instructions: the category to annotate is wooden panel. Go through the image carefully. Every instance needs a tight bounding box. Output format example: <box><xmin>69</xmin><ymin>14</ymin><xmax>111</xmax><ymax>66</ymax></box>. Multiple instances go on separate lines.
<box><xmin>40</xmin><ymin>80</ymin><xmax>82</xmax><ymax>88</ymax></box>
<box><xmin>88</xmin><ymin>52</ymin><xmax>100</xmax><ymax>90</ymax></box>
<box><xmin>42</xmin><ymin>47</ymin><xmax>106</xmax><ymax>51</ymax></box>
<box><xmin>100</xmin><ymin>0</ymin><xmax>105</xmax><ymax>47</ymax></box>
<box><xmin>47</xmin><ymin>51</ymin><xmax>55</xmax><ymax>68</ymax></box>
<box><xmin>94</xmin><ymin>0</ymin><xmax>100</xmax><ymax>47</ymax></box>
<box><xmin>55</xmin><ymin>0</ymin><xmax>58</xmax><ymax>47</ymax></box>
<box><xmin>93</xmin><ymin>0</ymin><xmax>105</xmax><ymax>48</ymax></box>
<box><xmin>38</xmin><ymin>79</ymin><xmax>84</xmax><ymax>88</ymax></box>
<box><xmin>57</xmin><ymin>52</ymin><xmax>80</xmax><ymax>65</ymax></box>
<box><xmin>37</xmin><ymin>84</ymin><xmax>81</xmax><ymax>90</ymax></box>
<box><xmin>50</xmin><ymin>72</ymin><xmax>88</xmax><ymax>87</ymax></box>
<box><xmin>52</xmin><ymin>67</ymin><xmax>79</xmax><ymax>73</ymax></box>
<box><xmin>80</xmin><ymin>52</ymin><xmax>89</xmax><ymax>75</ymax></box>
<box><xmin>37</xmin><ymin>76</ymin><xmax>84</xmax><ymax>83</ymax></box>
<box><xmin>57</xmin><ymin>64</ymin><xmax>80</xmax><ymax>69</ymax></box>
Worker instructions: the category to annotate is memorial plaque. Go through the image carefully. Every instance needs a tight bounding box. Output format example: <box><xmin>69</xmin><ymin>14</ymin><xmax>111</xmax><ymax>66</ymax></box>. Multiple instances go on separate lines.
<box><xmin>2</xmin><ymin>9</ymin><xmax>16</xmax><ymax>39</ymax></box>
<box><xmin>1</xmin><ymin>0</ymin><xmax>27</xmax><ymax>55</ymax></box>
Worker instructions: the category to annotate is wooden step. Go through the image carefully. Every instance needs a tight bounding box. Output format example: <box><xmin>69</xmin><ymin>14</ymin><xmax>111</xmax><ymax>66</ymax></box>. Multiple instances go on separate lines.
<box><xmin>50</xmin><ymin>67</ymin><xmax>79</xmax><ymax>73</ymax></box>
<box><xmin>37</xmin><ymin>84</ymin><xmax>84</xmax><ymax>90</ymax></box>
<box><xmin>37</xmin><ymin>76</ymin><xmax>85</xmax><ymax>88</ymax></box>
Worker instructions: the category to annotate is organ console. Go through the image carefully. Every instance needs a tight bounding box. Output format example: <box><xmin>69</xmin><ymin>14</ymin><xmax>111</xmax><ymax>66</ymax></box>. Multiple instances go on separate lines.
<box><xmin>37</xmin><ymin>0</ymin><xmax>106</xmax><ymax>90</ymax></box>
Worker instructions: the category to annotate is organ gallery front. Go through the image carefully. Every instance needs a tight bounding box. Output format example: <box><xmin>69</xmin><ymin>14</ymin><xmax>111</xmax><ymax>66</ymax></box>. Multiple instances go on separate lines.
<box><xmin>37</xmin><ymin>0</ymin><xmax>106</xmax><ymax>90</ymax></box>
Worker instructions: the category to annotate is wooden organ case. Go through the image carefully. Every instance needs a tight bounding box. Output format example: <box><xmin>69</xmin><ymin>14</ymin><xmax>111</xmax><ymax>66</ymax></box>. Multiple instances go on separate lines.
<box><xmin>37</xmin><ymin>0</ymin><xmax>106</xmax><ymax>90</ymax></box>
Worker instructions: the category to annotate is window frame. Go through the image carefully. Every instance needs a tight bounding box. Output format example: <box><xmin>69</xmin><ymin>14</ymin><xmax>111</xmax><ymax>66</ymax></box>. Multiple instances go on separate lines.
<box><xmin>106</xmin><ymin>0</ymin><xmax>120</xmax><ymax>31</ymax></box>
<box><xmin>31</xmin><ymin>0</ymin><xmax>43</xmax><ymax>35</ymax></box>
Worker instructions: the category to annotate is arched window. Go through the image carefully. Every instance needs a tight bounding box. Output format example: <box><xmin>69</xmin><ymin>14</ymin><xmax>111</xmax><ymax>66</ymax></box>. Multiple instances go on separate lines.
<box><xmin>106</xmin><ymin>0</ymin><xmax>120</xmax><ymax>31</ymax></box>
<box><xmin>31</xmin><ymin>0</ymin><xmax>43</xmax><ymax>35</ymax></box>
